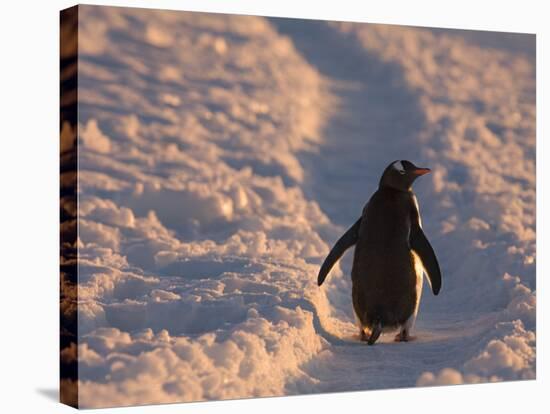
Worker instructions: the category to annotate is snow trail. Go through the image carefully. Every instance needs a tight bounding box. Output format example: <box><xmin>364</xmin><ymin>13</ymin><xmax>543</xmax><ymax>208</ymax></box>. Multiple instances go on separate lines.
<box><xmin>272</xmin><ymin>19</ymin><xmax>467</xmax><ymax>393</ymax></box>
<box><xmin>273</xmin><ymin>21</ymin><xmax>536</xmax><ymax>391</ymax></box>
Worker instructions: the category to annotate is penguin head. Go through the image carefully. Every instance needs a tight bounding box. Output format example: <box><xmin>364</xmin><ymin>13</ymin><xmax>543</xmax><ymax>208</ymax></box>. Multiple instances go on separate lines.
<box><xmin>379</xmin><ymin>160</ymin><xmax>431</xmax><ymax>191</ymax></box>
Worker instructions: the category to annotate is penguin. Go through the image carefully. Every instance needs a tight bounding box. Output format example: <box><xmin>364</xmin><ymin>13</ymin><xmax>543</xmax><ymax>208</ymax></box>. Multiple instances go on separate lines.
<box><xmin>317</xmin><ymin>160</ymin><xmax>441</xmax><ymax>345</ymax></box>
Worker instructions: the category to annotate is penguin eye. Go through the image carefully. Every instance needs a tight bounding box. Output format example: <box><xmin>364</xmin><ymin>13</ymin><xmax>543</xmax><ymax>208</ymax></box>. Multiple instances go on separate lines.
<box><xmin>398</xmin><ymin>169</ymin><xmax>406</xmax><ymax>175</ymax></box>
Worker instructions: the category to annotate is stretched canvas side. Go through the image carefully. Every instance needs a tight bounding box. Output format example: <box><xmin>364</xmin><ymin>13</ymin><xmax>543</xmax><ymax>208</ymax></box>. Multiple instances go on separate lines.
<box><xmin>60</xmin><ymin>5</ymin><xmax>79</xmax><ymax>409</ymax></box>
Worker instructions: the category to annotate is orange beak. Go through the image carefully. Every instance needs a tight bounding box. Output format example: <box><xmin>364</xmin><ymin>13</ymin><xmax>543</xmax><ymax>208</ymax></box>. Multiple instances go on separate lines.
<box><xmin>413</xmin><ymin>167</ymin><xmax>431</xmax><ymax>176</ymax></box>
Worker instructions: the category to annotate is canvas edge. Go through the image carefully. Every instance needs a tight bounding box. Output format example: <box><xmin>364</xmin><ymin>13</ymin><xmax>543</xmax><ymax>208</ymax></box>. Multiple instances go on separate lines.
<box><xmin>60</xmin><ymin>4</ymin><xmax>79</xmax><ymax>409</ymax></box>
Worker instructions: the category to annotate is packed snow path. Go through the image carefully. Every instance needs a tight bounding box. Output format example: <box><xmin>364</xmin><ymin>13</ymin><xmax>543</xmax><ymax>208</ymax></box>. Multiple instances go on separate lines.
<box><xmin>273</xmin><ymin>19</ymin><xmax>534</xmax><ymax>393</ymax></box>
<box><xmin>272</xmin><ymin>18</ymin><xmax>453</xmax><ymax>392</ymax></box>
<box><xmin>71</xmin><ymin>7</ymin><xmax>535</xmax><ymax>407</ymax></box>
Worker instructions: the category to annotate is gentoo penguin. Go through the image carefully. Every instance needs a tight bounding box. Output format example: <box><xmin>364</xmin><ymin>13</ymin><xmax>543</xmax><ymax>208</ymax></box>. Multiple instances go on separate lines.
<box><xmin>317</xmin><ymin>160</ymin><xmax>441</xmax><ymax>345</ymax></box>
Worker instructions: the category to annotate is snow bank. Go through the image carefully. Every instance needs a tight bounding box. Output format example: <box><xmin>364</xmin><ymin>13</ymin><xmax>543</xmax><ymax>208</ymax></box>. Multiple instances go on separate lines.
<box><xmin>76</xmin><ymin>5</ymin><xmax>334</xmax><ymax>408</ymax></box>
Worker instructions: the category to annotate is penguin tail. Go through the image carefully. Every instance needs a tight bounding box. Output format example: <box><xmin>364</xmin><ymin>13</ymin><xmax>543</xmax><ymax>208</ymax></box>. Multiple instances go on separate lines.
<box><xmin>367</xmin><ymin>321</ymin><xmax>382</xmax><ymax>346</ymax></box>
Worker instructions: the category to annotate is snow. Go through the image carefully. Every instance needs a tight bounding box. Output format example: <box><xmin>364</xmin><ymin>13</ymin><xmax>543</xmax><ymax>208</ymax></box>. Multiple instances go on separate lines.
<box><xmin>72</xmin><ymin>5</ymin><xmax>535</xmax><ymax>408</ymax></box>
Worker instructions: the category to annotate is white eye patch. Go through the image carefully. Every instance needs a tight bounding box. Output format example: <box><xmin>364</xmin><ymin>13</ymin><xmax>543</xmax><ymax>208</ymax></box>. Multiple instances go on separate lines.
<box><xmin>392</xmin><ymin>160</ymin><xmax>405</xmax><ymax>174</ymax></box>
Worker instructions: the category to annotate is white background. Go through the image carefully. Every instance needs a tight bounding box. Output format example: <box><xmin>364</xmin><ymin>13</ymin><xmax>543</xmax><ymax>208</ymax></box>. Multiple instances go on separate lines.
<box><xmin>0</xmin><ymin>0</ymin><xmax>546</xmax><ymax>412</ymax></box>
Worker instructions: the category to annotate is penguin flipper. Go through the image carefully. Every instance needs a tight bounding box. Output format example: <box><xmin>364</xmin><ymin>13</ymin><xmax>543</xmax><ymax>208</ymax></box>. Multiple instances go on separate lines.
<box><xmin>410</xmin><ymin>227</ymin><xmax>442</xmax><ymax>295</ymax></box>
<box><xmin>317</xmin><ymin>217</ymin><xmax>362</xmax><ymax>286</ymax></box>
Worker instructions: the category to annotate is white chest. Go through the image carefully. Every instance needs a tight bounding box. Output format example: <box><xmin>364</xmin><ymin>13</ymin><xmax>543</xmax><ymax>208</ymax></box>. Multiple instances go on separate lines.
<box><xmin>411</xmin><ymin>250</ymin><xmax>424</xmax><ymax>308</ymax></box>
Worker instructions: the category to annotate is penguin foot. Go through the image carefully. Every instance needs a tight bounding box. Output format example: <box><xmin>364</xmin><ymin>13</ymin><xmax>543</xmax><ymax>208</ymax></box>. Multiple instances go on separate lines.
<box><xmin>367</xmin><ymin>324</ymin><xmax>382</xmax><ymax>346</ymax></box>
<box><xmin>360</xmin><ymin>330</ymin><xmax>369</xmax><ymax>342</ymax></box>
<box><xmin>394</xmin><ymin>333</ymin><xmax>407</xmax><ymax>342</ymax></box>
<box><xmin>394</xmin><ymin>331</ymin><xmax>416</xmax><ymax>342</ymax></box>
